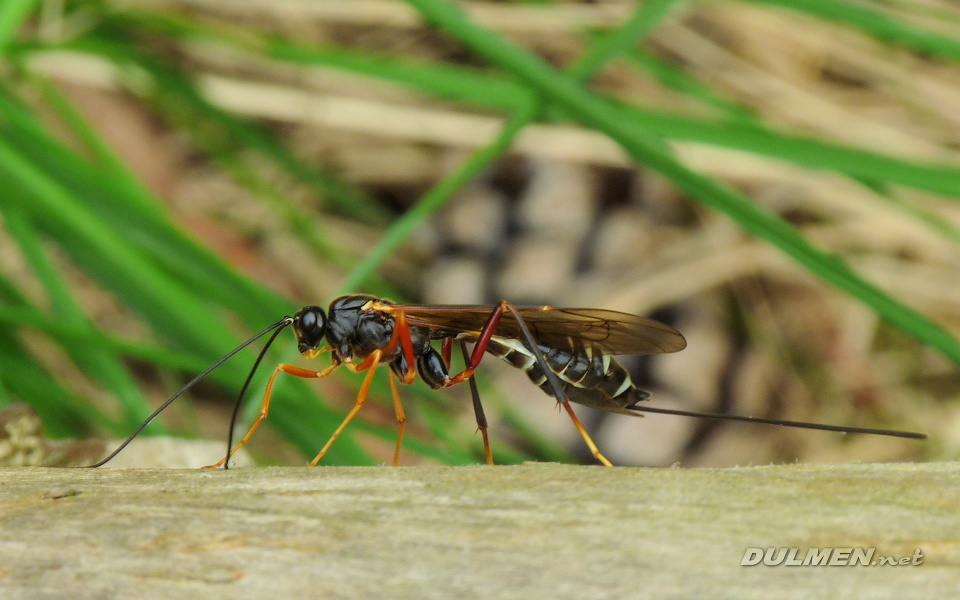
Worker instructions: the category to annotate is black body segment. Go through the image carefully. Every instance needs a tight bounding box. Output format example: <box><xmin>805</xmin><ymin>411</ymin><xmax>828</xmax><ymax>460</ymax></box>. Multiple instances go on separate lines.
<box><xmin>321</xmin><ymin>295</ymin><xmax>432</xmax><ymax>373</ymax></box>
<box><xmin>482</xmin><ymin>337</ymin><xmax>650</xmax><ymax>415</ymax></box>
<box><xmin>416</xmin><ymin>348</ymin><xmax>449</xmax><ymax>389</ymax></box>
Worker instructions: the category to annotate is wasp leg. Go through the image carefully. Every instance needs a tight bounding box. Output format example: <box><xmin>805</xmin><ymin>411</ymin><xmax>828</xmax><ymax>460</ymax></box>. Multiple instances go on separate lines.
<box><xmin>382</xmin><ymin>310</ymin><xmax>417</xmax><ymax>385</ymax></box>
<box><xmin>206</xmin><ymin>362</ymin><xmax>340</xmax><ymax>469</ymax></box>
<box><xmin>388</xmin><ymin>372</ymin><xmax>407</xmax><ymax>466</ymax></box>
<box><xmin>499</xmin><ymin>302</ymin><xmax>613</xmax><ymax>467</ymax></box>
<box><xmin>460</xmin><ymin>341</ymin><xmax>493</xmax><ymax>465</ymax></box>
<box><xmin>442</xmin><ymin>301</ymin><xmax>510</xmax><ymax>386</ymax></box>
<box><xmin>383</xmin><ymin>312</ymin><xmax>416</xmax><ymax>464</ymax></box>
<box><xmin>309</xmin><ymin>349</ymin><xmax>383</xmax><ymax>466</ymax></box>
<box><xmin>438</xmin><ymin>300</ymin><xmax>612</xmax><ymax>465</ymax></box>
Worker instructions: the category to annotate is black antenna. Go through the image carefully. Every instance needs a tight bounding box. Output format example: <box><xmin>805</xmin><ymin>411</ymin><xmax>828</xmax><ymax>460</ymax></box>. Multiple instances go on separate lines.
<box><xmin>88</xmin><ymin>317</ymin><xmax>293</xmax><ymax>467</ymax></box>
<box><xmin>626</xmin><ymin>404</ymin><xmax>927</xmax><ymax>440</ymax></box>
<box><xmin>223</xmin><ymin>322</ymin><xmax>291</xmax><ymax>469</ymax></box>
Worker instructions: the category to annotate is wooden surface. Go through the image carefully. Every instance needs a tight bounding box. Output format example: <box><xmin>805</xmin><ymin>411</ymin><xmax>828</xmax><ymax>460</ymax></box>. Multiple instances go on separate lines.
<box><xmin>0</xmin><ymin>462</ymin><xmax>956</xmax><ymax>599</ymax></box>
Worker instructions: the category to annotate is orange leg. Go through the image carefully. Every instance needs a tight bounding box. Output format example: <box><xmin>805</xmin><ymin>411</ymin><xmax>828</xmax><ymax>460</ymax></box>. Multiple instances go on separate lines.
<box><xmin>206</xmin><ymin>362</ymin><xmax>339</xmax><ymax>468</ymax></box>
<box><xmin>380</xmin><ymin>311</ymin><xmax>415</xmax><ymax>462</ymax></box>
<box><xmin>478</xmin><ymin>428</ymin><xmax>493</xmax><ymax>465</ymax></box>
<box><xmin>388</xmin><ymin>372</ymin><xmax>407</xmax><ymax>466</ymax></box>
<box><xmin>504</xmin><ymin>302</ymin><xmax>614</xmax><ymax>467</ymax></box>
<box><xmin>559</xmin><ymin>402</ymin><xmax>612</xmax><ymax>467</ymax></box>
<box><xmin>365</xmin><ymin>306</ymin><xmax>415</xmax><ymax>464</ymax></box>
<box><xmin>309</xmin><ymin>350</ymin><xmax>383</xmax><ymax>466</ymax></box>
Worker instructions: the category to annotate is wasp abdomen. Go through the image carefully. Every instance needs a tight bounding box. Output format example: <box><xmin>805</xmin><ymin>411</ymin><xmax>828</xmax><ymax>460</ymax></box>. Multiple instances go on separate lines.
<box><xmin>484</xmin><ymin>339</ymin><xmax>649</xmax><ymax>415</ymax></box>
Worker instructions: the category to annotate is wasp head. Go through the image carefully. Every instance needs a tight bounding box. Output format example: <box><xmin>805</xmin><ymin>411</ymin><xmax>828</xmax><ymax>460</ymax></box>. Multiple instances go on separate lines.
<box><xmin>293</xmin><ymin>306</ymin><xmax>328</xmax><ymax>356</ymax></box>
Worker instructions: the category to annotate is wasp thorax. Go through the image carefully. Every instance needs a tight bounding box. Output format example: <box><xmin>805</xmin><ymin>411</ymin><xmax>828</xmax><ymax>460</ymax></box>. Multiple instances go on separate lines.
<box><xmin>293</xmin><ymin>306</ymin><xmax>327</xmax><ymax>354</ymax></box>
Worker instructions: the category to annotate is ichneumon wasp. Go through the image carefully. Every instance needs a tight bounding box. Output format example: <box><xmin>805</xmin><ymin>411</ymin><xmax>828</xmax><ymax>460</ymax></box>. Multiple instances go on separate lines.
<box><xmin>92</xmin><ymin>294</ymin><xmax>926</xmax><ymax>468</ymax></box>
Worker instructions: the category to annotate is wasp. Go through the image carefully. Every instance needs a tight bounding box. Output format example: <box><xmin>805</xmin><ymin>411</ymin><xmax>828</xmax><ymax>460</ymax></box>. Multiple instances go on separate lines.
<box><xmin>94</xmin><ymin>295</ymin><xmax>925</xmax><ymax>468</ymax></box>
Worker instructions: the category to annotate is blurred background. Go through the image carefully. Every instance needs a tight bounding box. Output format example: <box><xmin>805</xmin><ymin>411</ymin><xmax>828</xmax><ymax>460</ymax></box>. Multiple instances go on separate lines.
<box><xmin>1</xmin><ymin>0</ymin><xmax>959</xmax><ymax>468</ymax></box>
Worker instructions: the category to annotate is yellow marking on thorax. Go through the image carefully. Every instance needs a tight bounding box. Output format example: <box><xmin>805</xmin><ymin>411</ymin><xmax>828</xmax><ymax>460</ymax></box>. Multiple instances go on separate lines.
<box><xmin>363</xmin><ymin>300</ymin><xmax>395</xmax><ymax>314</ymax></box>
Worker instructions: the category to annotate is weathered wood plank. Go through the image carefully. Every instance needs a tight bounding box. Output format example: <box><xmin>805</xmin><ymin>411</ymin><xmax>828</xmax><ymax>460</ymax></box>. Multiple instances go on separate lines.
<box><xmin>0</xmin><ymin>463</ymin><xmax>956</xmax><ymax>599</ymax></box>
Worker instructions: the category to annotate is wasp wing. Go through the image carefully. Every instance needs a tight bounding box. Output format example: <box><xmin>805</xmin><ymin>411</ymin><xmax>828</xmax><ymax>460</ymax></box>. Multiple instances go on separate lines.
<box><xmin>397</xmin><ymin>305</ymin><xmax>686</xmax><ymax>355</ymax></box>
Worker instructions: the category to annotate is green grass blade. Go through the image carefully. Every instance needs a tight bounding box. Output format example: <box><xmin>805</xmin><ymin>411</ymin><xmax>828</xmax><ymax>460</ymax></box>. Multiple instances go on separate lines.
<box><xmin>0</xmin><ymin>0</ymin><xmax>35</xmax><ymax>54</ymax></box>
<box><xmin>27</xmin><ymin>72</ymin><xmax>168</xmax><ymax>221</ymax></box>
<box><xmin>337</xmin><ymin>104</ymin><xmax>535</xmax><ymax>293</ymax></box>
<box><xmin>75</xmin><ymin>32</ymin><xmax>391</xmax><ymax>227</ymax></box>
<box><xmin>89</xmin><ymin>8</ymin><xmax>960</xmax><ymax>201</ymax></box>
<box><xmin>0</xmin><ymin>132</ymin><xmax>375</xmax><ymax>463</ymax></box>
<box><xmin>0</xmin><ymin>273</ymin><xmax>115</xmax><ymax>436</ymax></box>
<box><xmin>1</xmin><ymin>206</ymin><xmax>161</xmax><ymax>431</ymax></box>
<box><xmin>0</xmin><ymin>92</ymin><xmax>285</xmax><ymax>317</ymax></box>
<box><xmin>0</xmin><ymin>333</ymin><xmax>110</xmax><ymax>437</ymax></box>
<box><xmin>567</xmin><ymin>0</ymin><xmax>684</xmax><ymax>79</ymax></box>
<box><xmin>750</xmin><ymin>0</ymin><xmax>960</xmax><ymax>62</ymax></box>
<box><xmin>339</xmin><ymin>0</ymin><xmax>679</xmax><ymax>292</ymax></box>
<box><xmin>404</xmin><ymin>0</ymin><xmax>960</xmax><ymax>365</ymax></box>
<box><xmin>0</xmin><ymin>303</ymin><xmax>213</xmax><ymax>376</ymax></box>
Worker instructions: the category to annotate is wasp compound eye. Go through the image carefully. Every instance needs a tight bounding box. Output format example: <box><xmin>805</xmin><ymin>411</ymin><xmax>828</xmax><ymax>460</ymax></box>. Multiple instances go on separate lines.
<box><xmin>294</xmin><ymin>306</ymin><xmax>327</xmax><ymax>354</ymax></box>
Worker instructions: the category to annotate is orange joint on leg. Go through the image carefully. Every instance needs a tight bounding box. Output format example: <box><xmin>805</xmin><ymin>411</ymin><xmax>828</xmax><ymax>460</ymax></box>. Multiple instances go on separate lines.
<box><xmin>205</xmin><ymin>361</ymin><xmax>340</xmax><ymax>469</ymax></box>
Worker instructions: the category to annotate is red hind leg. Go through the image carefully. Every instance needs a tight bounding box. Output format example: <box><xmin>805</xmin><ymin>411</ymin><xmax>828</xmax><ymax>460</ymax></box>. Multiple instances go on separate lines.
<box><xmin>445</xmin><ymin>301</ymin><xmax>614</xmax><ymax>466</ymax></box>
